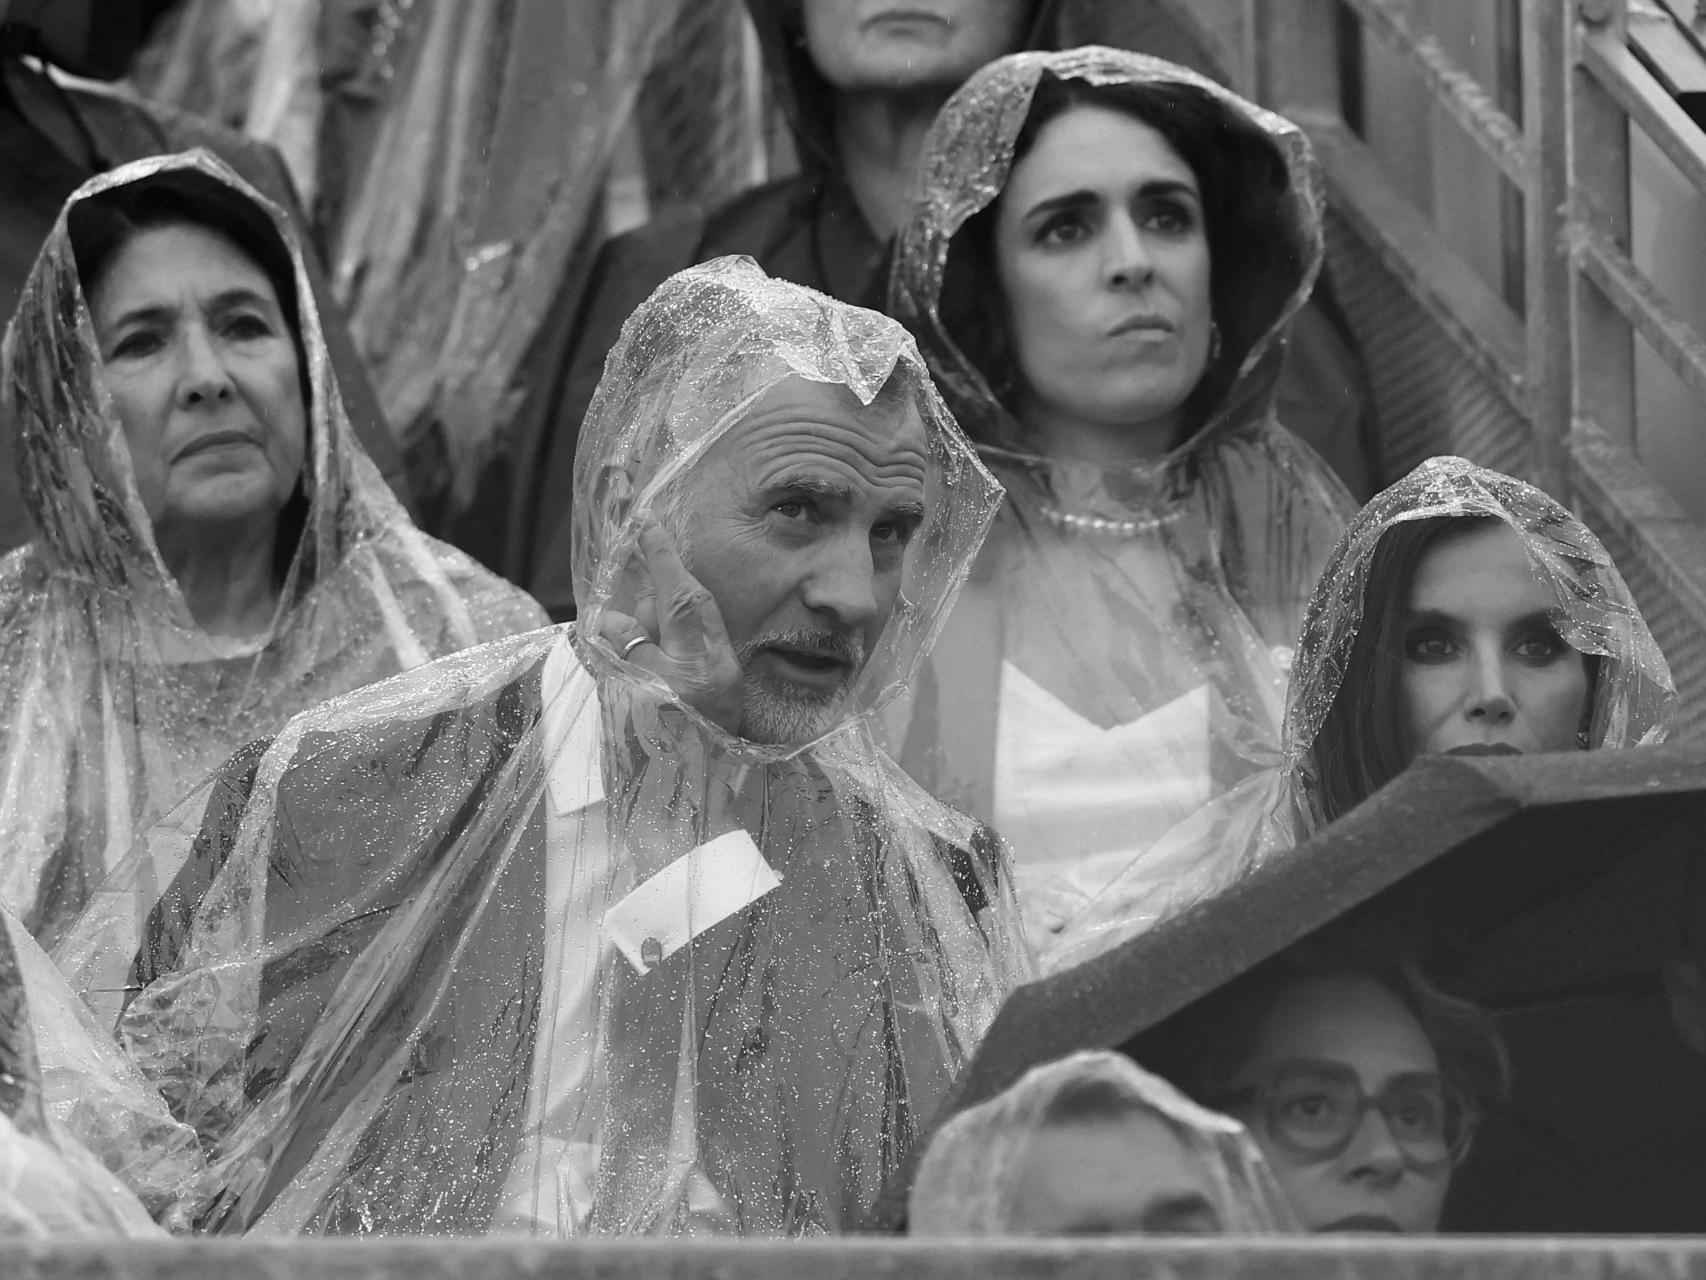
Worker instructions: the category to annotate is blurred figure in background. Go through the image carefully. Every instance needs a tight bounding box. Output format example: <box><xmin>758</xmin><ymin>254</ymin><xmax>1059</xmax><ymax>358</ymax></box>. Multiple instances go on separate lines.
<box><xmin>0</xmin><ymin>0</ymin><xmax>411</xmax><ymax>550</ymax></box>
<box><xmin>0</xmin><ymin>151</ymin><xmax>542</xmax><ymax>948</ymax></box>
<box><xmin>908</xmin><ymin>1049</ymin><xmax>1293</xmax><ymax>1236</ymax></box>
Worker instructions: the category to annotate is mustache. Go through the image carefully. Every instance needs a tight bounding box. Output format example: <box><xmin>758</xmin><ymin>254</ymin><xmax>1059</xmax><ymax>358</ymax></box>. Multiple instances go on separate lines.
<box><xmin>736</xmin><ymin>626</ymin><xmax>866</xmax><ymax>670</ymax></box>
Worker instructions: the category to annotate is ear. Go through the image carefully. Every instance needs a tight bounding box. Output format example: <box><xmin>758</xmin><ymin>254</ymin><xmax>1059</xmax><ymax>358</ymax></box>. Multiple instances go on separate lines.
<box><xmin>1661</xmin><ymin>960</ymin><xmax>1706</xmax><ymax>1058</ymax></box>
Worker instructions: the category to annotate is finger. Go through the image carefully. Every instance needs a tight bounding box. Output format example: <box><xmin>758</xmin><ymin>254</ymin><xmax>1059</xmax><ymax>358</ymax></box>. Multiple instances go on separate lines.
<box><xmin>596</xmin><ymin>610</ymin><xmax>658</xmax><ymax>667</ymax></box>
<box><xmin>637</xmin><ymin>521</ymin><xmax>714</xmax><ymax>664</ymax></box>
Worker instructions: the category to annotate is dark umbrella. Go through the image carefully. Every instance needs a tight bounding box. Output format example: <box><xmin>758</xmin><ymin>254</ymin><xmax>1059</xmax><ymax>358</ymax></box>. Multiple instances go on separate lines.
<box><xmin>874</xmin><ymin>742</ymin><xmax>1706</xmax><ymax>1232</ymax></box>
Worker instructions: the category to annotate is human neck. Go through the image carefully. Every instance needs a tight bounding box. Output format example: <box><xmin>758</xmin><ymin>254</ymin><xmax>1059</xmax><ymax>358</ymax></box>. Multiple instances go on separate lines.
<box><xmin>832</xmin><ymin>88</ymin><xmax>947</xmax><ymax>241</ymax></box>
<box><xmin>155</xmin><ymin>517</ymin><xmax>283</xmax><ymax>641</ymax></box>
<box><xmin>1014</xmin><ymin>396</ymin><xmax>1183</xmax><ymax>469</ymax></box>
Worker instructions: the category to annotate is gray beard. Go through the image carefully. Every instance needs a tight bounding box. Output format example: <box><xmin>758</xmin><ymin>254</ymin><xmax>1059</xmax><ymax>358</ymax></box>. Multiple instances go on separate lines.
<box><xmin>734</xmin><ymin>628</ymin><xmax>864</xmax><ymax>745</ymax></box>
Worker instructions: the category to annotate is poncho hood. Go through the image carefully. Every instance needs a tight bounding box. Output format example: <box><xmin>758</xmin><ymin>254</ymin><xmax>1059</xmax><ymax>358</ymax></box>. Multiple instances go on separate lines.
<box><xmin>7</xmin><ymin>149</ymin><xmax>382</xmax><ymax>621</ymax></box>
<box><xmin>1288</xmin><ymin>455</ymin><xmax>1676</xmax><ymax>777</ymax></box>
<box><xmin>573</xmin><ymin>254</ymin><xmax>1004</xmax><ymax>737</ymax></box>
<box><xmin>0</xmin><ymin>149</ymin><xmax>542</xmax><ymax>940</ymax></box>
<box><xmin>908</xmin><ymin>1049</ymin><xmax>1295</xmax><ymax>1235</ymax></box>
<box><xmin>890</xmin><ymin>46</ymin><xmax>1321</xmax><ymax>471</ymax></box>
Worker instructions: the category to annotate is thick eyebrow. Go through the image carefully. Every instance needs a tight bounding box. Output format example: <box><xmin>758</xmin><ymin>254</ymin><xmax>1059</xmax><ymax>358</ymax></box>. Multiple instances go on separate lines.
<box><xmin>1403</xmin><ymin>606</ymin><xmax>1563</xmax><ymax>631</ymax></box>
<box><xmin>105</xmin><ymin>287</ymin><xmax>277</xmax><ymax>333</ymax></box>
<box><xmin>1021</xmin><ymin>179</ymin><xmax>1200</xmax><ymax>225</ymax></box>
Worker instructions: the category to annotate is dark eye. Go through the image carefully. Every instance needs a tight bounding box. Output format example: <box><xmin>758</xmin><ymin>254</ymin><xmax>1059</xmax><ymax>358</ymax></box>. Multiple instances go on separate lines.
<box><xmin>1404</xmin><ymin>629</ymin><xmax>1458</xmax><ymax>662</ymax></box>
<box><xmin>1037</xmin><ymin>212</ymin><xmax>1091</xmax><ymax>246</ymax></box>
<box><xmin>1144</xmin><ymin>200</ymin><xmax>1198</xmax><ymax>235</ymax></box>
<box><xmin>110</xmin><ymin>329</ymin><xmax>163</xmax><ymax>360</ymax></box>
<box><xmin>872</xmin><ymin>518</ymin><xmax>917</xmax><ymax>546</ymax></box>
<box><xmin>1514</xmin><ymin>628</ymin><xmax>1569</xmax><ymax>662</ymax></box>
<box><xmin>223</xmin><ymin>312</ymin><xmax>275</xmax><ymax>340</ymax></box>
<box><xmin>772</xmin><ymin>498</ymin><xmax>810</xmax><ymax>521</ymax></box>
<box><xmin>1388</xmin><ymin>1091</ymin><xmax>1444</xmax><ymax>1138</ymax></box>
<box><xmin>1277</xmin><ymin>1090</ymin><xmax>1340</xmax><ymax>1129</ymax></box>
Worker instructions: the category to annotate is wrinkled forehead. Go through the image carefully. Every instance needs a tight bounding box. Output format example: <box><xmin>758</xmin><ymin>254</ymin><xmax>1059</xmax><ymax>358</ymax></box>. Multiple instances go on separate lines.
<box><xmin>691</xmin><ymin>372</ymin><xmax>932</xmax><ymax>485</ymax></box>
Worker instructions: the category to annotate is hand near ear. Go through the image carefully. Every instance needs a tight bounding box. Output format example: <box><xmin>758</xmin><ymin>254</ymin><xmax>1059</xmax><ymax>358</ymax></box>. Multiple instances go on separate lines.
<box><xmin>597</xmin><ymin>522</ymin><xmax>745</xmax><ymax>735</ymax></box>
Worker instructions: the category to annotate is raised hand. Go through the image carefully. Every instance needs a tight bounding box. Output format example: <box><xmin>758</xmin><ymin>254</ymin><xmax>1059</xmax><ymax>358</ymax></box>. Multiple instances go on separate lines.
<box><xmin>597</xmin><ymin>522</ymin><xmax>745</xmax><ymax>735</ymax></box>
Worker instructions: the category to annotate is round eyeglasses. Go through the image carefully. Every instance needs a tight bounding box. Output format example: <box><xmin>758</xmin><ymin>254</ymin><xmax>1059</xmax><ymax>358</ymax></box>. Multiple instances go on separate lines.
<box><xmin>1214</xmin><ymin>1060</ymin><xmax>1475</xmax><ymax>1173</ymax></box>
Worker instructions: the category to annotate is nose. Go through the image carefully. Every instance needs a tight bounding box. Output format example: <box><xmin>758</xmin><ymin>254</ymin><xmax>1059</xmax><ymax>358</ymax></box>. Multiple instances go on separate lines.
<box><xmin>176</xmin><ymin>323</ymin><xmax>235</xmax><ymax>409</ymax></box>
<box><xmin>1465</xmin><ymin>647</ymin><xmax>1516</xmax><ymax>728</ymax></box>
<box><xmin>1342</xmin><ymin>1109</ymin><xmax>1406</xmax><ymax>1187</ymax></box>
<box><xmin>799</xmin><ymin>532</ymin><xmax>882</xmax><ymax>636</ymax></box>
<box><xmin>1105</xmin><ymin>209</ymin><xmax>1154</xmax><ymax>289</ymax></box>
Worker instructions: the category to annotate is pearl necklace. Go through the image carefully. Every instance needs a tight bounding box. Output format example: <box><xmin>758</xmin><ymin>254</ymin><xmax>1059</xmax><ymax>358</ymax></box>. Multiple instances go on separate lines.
<box><xmin>1038</xmin><ymin>503</ymin><xmax>1179</xmax><ymax>538</ymax></box>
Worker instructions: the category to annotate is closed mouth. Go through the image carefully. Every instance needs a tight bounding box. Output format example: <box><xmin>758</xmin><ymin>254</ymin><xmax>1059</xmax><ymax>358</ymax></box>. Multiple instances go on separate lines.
<box><xmin>1317</xmin><ymin>1214</ymin><xmax>1404</xmax><ymax>1234</ymax></box>
<box><xmin>1107</xmin><ymin>315</ymin><xmax>1174</xmax><ymax>338</ymax></box>
<box><xmin>1444</xmin><ymin>742</ymin><xmax>1523</xmax><ymax>757</ymax></box>
<box><xmin>175</xmin><ymin>429</ymin><xmax>259</xmax><ymax>461</ymax></box>
<box><xmin>867</xmin><ymin>10</ymin><xmax>949</xmax><ymax>27</ymax></box>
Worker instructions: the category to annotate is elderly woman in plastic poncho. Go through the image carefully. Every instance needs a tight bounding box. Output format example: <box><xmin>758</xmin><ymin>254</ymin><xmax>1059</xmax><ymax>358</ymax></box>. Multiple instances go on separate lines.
<box><xmin>886</xmin><ymin>47</ymin><xmax>1356</xmax><ymax>960</ymax></box>
<box><xmin>0</xmin><ymin>150</ymin><xmax>544</xmax><ymax>948</ymax></box>
<box><xmin>1058</xmin><ymin>457</ymin><xmax>1677</xmax><ymax>969</ymax></box>
<box><xmin>0</xmin><ymin>902</ymin><xmax>205</xmax><ymax>1236</ymax></box>
<box><xmin>63</xmin><ymin>257</ymin><xmax>1031</xmax><ymax>1237</ymax></box>
<box><xmin>908</xmin><ymin>1050</ymin><xmax>1294</xmax><ymax>1236</ymax></box>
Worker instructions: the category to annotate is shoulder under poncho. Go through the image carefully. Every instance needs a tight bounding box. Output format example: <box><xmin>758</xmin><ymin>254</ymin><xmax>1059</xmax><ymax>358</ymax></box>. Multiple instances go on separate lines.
<box><xmin>887</xmin><ymin>48</ymin><xmax>1354</xmax><ymax>958</ymax></box>
<box><xmin>908</xmin><ymin>1049</ymin><xmax>1293</xmax><ymax>1235</ymax></box>
<box><xmin>1056</xmin><ymin>456</ymin><xmax>1677</xmax><ymax>969</ymax></box>
<box><xmin>63</xmin><ymin>255</ymin><xmax>1030</xmax><ymax>1236</ymax></box>
<box><xmin>0</xmin><ymin>150</ymin><xmax>544</xmax><ymax>946</ymax></box>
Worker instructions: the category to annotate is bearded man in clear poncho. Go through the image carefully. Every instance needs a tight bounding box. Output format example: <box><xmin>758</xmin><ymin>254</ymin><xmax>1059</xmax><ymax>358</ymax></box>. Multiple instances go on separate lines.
<box><xmin>62</xmin><ymin>256</ymin><xmax>1030</xmax><ymax>1236</ymax></box>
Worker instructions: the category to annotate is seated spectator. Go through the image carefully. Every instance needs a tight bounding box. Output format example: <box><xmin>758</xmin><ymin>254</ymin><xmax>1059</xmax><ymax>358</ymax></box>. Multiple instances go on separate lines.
<box><xmin>0</xmin><ymin>150</ymin><xmax>543</xmax><ymax>946</ymax></box>
<box><xmin>908</xmin><ymin>1049</ymin><xmax>1293</xmax><ymax>1235</ymax></box>
<box><xmin>66</xmin><ymin>257</ymin><xmax>1029</xmax><ymax>1236</ymax></box>
<box><xmin>1054</xmin><ymin>456</ymin><xmax>1676</xmax><ymax>968</ymax></box>
<box><xmin>0</xmin><ymin>0</ymin><xmax>412</xmax><ymax>549</ymax></box>
<box><xmin>1152</xmin><ymin>946</ymin><xmax>1507</xmax><ymax>1234</ymax></box>
<box><xmin>886</xmin><ymin>47</ymin><xmax>1356</xmax><ymax>960</ymax></box>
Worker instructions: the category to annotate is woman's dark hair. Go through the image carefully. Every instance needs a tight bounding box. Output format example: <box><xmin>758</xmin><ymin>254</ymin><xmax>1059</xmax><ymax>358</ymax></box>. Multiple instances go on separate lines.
<box><xmin>68</xmin><ymin>170</ymin><xmax>305</xmax><ymax>363</ymax></box>
<box><xmin>1134</xmin><ymin>940</ymin><xmax>1511</xmax><ymax>1137</ymax></box>
<box><xmin>936</xmin><ymin>72</ymin><xmax>1298</xmax><ymax>444</ymax></box>
<box><xmin>1310</xmin><ymin>515</ymin><xmax>1603</xmax><ymax>824</ymax></box>
<box><xmin>67</xmin><ymin>170</ymin><xmax>312</xmax><ymax>581</ymax></box>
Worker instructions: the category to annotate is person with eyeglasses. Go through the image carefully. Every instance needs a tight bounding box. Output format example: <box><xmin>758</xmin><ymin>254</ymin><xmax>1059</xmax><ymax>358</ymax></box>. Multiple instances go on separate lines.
<box><xmin>1145</xmin><ymin>942</ymin><xmax>1508</xmax><ymax>1233</ymax></box>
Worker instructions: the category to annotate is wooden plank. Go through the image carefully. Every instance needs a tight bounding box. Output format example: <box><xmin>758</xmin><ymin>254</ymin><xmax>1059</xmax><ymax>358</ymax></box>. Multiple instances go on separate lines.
<box><xmin>1571</xmin><ymin>222</ymin><xmax>1706</xmax><ymax>408</ymax></box>
<box><xmin>1569</xmin><ymin>35</ymin><xmax>1638</xmax><ymax>446</ymax></box>
<box><xmin>1298</xmin><ymin>113</ymin><xmax>1528</xmax><ymax>412</ymax></box>
<box><xmin>1524</xmin><ymin>0</ymin><xmax>1574</xmax><ymax>496</ymax></box>
<box><xmin>1580</xmin><ymin>27</ymin><xmax>1706</xmax><ymax>196</ymax></box>
<box><xmin>7</xmin><ymin>1237</ymin><xmax>1706</xmax><ymax>1280</ymax></box>
<box><xmin>1338</xmin><ymin>0</ymin><xmax>1529</xmax><ymax>185</ymax></box>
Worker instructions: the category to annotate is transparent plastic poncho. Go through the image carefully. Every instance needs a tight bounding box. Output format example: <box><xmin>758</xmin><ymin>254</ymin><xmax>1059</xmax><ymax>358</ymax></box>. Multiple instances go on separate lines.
<box><xmin>1054</xmin><ymin>456</ymin><xmax>1678</xmax><ymax>970</ymax></box>
<box><xmin>0</xmin><ymin>904</ymin><xmax>195</xmax><ymax>1236</ymax></box>
<box><xmin>62</xmin><ymin>256</ymin><xmax>1029</xmax><ymax>1236</ymax></box>
<box><xmin>907</xmin><ymin>1049</ymin><xmax>1294</xmax><ymax>1236</ymax></box>
<box><xmin>0</xmin><ymin>150</ymin><xmax>544</xmax><ymax>948</ymax></box>
<box><xmin>886</xmin><ymin>48</ymin><xmax>1355</xmax><ymax>958</ymax></box>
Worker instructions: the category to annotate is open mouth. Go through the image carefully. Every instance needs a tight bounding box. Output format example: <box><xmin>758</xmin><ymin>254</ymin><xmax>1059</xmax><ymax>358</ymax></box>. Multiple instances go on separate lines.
<box><xmin>763</xmin><ymin>645</ymin><xmax>853</xmax><ymax>689</ymax></box>
<box><xmin>1444</xmin><ymin>743</ymin><xmax>1523</xmax><ymax>758</ymax></box>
